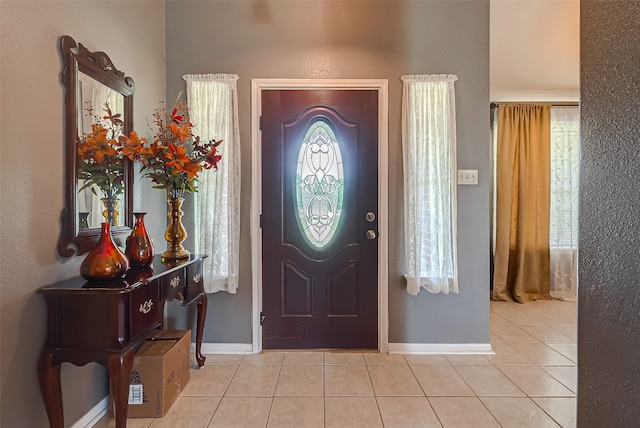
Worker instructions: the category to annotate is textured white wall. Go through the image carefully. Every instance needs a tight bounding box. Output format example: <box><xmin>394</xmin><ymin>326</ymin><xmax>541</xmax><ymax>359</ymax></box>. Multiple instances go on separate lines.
<box><xmin>579</xmin><ymin>1</ymin><xmax>640</xmax><ymax>424</ymax></box>
<box><xmin>491</xmin><ymin>0</ymin><xmax>580</xmax><ymax>101</ymax></box>
<box><xmin>165</xmin><ymin>0</ymin><xmax>491</xmax><ymax>346</ymax></box>
<box><xmin>0</xmin><ymin>2</ymin><xmax>166</xmax><ymax>426</ymax></box>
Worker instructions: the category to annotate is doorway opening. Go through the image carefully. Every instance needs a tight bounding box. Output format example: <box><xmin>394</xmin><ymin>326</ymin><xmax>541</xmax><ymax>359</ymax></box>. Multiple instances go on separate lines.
<box><xmin>250</xmin><ymin>79</ymin><xmax>389</xmax><ymax>353</ymax></box>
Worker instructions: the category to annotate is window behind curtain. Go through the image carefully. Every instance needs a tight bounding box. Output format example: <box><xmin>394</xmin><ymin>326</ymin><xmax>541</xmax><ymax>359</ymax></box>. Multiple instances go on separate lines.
<box><xmin>490</xmin><ymin>105</ymin><xmax>579</xmax><ymax>300</ymax></box>
<box><xmin>549</xmin><ymin>106</ymin><xmax>579</xmax><ymax>300</ymax></box>
<box><xmin>401</xmin><ymin>74</ymin><xmax>458</xmax><ymax>295</ymax></box>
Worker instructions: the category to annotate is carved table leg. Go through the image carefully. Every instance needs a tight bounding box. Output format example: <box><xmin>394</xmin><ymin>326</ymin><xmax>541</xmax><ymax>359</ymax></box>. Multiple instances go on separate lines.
<box><xmin>195</xmin><ymin>293</ymin><xmax>208</xmax><ymax>367</ymax></box>
<box><xmin>107</xmin><ymin>348</ymin><xmax>135</xmax><ymax>428</ymax></box>
<box><xmin>38</xmin><ymin>352</ymin><xmax>64</xmax><ymax>428</ymax></box>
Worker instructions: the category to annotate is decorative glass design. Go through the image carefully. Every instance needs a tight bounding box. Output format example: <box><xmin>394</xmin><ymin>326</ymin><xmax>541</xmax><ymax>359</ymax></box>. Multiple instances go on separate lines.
<box><xmin>295</xmin><ymin>120</ymin><xmax>344</xmax><ymax>248</ymax></box>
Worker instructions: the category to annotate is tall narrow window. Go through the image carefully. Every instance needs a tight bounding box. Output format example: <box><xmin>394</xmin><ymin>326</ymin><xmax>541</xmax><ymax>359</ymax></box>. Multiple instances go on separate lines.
<box><xmin>184</xmin><ymin>74</ymin><xmax>241</xmax><ymax>294</ymax></box>
<box><xmin>549</xmin><ymin>106</ymin><xmax>579</xmax><ymax>301</ymax></box>
<box><xmin>401</xmin><ymin>74</ymin><xmax>458</xmax><ymax>295</ymax></box>
<box><xmin>295</xmin><ymin>120</ymin><xmax>344</xmax><ymax>248</ymax></box>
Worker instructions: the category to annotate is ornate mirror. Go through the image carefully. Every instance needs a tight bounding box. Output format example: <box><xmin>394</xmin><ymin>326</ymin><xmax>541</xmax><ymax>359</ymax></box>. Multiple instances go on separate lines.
<box><xmin>57</xmin><ymin>35</ymin><xmax>134</xmax><ymax>256</ymax></box>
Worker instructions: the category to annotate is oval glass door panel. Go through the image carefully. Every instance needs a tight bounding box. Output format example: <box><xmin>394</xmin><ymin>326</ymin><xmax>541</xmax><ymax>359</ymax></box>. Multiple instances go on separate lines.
<box><xmin>295</xmin><ymin>119</ymin><xmax>344</xmax><ymax>248</ymax></box>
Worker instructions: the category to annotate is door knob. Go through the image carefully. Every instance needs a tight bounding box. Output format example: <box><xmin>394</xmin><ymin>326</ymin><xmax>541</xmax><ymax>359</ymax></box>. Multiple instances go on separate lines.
<box><xmin>366</xmin><ymin>229</ymin><xmax>377</xmax><ymax>240</ymax></box>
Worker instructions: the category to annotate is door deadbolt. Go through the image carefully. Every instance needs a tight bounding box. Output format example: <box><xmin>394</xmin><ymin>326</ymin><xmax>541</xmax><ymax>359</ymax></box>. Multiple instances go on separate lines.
<box><xmin>366</xmin><ymin>229</ymin><xmax>377</xmax><ymax>240</ymax></box>
<box><xmin>365</xmin><ymin>212</ymin><xmax>376</xmax><ymax>222</ymax></box>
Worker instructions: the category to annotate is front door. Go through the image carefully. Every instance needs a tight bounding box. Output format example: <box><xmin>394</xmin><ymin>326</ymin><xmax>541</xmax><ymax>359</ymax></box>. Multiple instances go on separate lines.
<box><xmin>261</xmin><ymin>89</ymin><xmax>378</xmax><ymax>349</ymax></box>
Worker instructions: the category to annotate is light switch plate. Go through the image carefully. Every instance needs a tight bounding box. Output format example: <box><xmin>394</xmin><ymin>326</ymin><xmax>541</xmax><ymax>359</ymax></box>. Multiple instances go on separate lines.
<box><xmin>457</xmin><ymin>169</ymin><xmax>478</xmax><ymax>185</ymax></box>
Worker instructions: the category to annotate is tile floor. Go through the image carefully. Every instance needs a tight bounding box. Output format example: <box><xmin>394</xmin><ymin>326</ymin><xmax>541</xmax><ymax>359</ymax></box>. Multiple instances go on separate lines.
<box><xmin>95</xmin><ymin>299</ymin><xmax>577</xmax><ymax>427</ymax></box>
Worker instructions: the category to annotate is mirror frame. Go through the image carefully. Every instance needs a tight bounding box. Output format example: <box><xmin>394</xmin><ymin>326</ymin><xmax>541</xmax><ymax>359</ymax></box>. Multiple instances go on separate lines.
<box><xmin>57</xmin><ymin>35</ymin><xmax>134</xmax><ymax>256</ymax></box>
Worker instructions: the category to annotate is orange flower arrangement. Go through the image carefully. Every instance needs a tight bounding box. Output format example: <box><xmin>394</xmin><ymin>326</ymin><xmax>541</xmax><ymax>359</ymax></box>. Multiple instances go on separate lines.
<box><xmin>124</xmin><ymin>100</ymin><xmax>222</xmax><ymax>197</ymax></box>
<box><xmin>77</xmin><ymin>103</ymin><xmax>126</xmax><ymax>200</ymax></box>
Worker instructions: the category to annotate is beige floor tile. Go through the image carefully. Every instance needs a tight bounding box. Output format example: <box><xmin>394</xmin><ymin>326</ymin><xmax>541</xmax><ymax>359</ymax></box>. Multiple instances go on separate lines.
<box><xmin>489</xmin><ymin>332</ymin><xmax>505</xmax><ymax>344</ymax></box>
<box><xmin>93</xmin><ymin>416</ymin><xmax>154</xmax><ymax>428</ymax></box>
<box><xmin>519</xmin><ymin>325</ymin><xmax>576</xmax><ymax>344</ymax></box>
<box><xmin>282</xmin><ymin>352</ymin><xmax>324</xmax><ymax>365</ymax></box>
<box><xmin>428</xmin><ymin>396</ymin><xmax>501</xmax><ymax>427</ymax></box>
<box><xmin>485</xmin><ymin>342</ymin><xmax>535</xmax><ymax>365</ymax></box>
<box><xmin>275</xmin><ymin>365</ymin><xmax>324</xmax><ymax>396</ymax></box>
<box><xmin>96</xmin><ymin>299</ymin><xmax>580</xmax><ymax>428</ymax></box>
<box><xmin>148</xmin><ymin>396</ymin><xmax>220</xmax><ymax>428</ymax></box>
<box><xmin>364</xmin><ymin>353</ymin><xmax>408</xmax><ymax>365</ymax></box>
<box><xmin>491</xmin><ymin>325</ymin><xmax>540</xmax><ymax>344</ymax></box>
<box><xmin>324</xmin><ymin>365</ymin><xmax>374</xmax><ymax>396</ymax></box>
<box><xmin>411</xmin><ymin>365</ymin><xmax>474</xmax><ymax>397</ymax></box>
<box><xmin>267</xmin><ymin>397</ymin><xmax>324</xmax><ymax>428</ymax></box>
<box><xmin>444</xmin><ymin>354</ymin><xmax>491</xmax><ymax>365</ymax></box>
<box><xmin>182</xmin><ymin>365</ymin><xmax>237</xmax><ymax>396</ymax></box>
<box><xmin>377</xmin><ymin>396</ymin><xmax>442</xmax><ymax>427</ymax></box>
<box><xmin>509</xmin><ymin>343</ymin><xmax>575</xmax><ymax>366</ymax></box>
<box><xmin>240</xmin><ymin>353</ymin><xmax>284</xmax><ymax>365</ymax></box>
<box><xmin>490</xmin><ymin>313</ymin><xmax>514</xmax><ymax>328</ymax></box>
<box><xmin>481</xmin><ymin>397</ymin><xmax>560</xmax><ymax>428</ymax></box>
<box><xmin>454</xmin><ymin>365</ymin><xmax>525</xmax><ymax>397</ymax></box>
<box><xmin>367</xmin><ymin>365</ymin><xmax>424</xmax><ymax>396</ymax></box>
<box><xmin>203</xmin><ymin>354</ymin><xmax>244</xmax><ymax>366</ymax></box>
<box><xmin>533</xmin><ymin>397</ymin><xmax>577</xmax><ymax>428</ymax></box>
<box><xmin>404</xmin><ymin>354</ymin><xmax>450</xmax><ymax>366</ymax></box>
<box><xmin>323</xmin><ymin>352</ymin><xmax>365</xmax><ymax>365</ymax></box>
<box><xmin>553</xmin><ymin>325</ymin><xmax>577</xmax><ymax>341</ymax></box>
<box><xmin>325</xmin><ymin>396</ymin><xmax>383</xmax><ymax>428</ymax></box>
<box><xmin>207</xmin><ymin>397</ymin><xmax>271</xmax><ymax>428</ymax></box>
<box><xmin>547</xmin><ymin>343</ymin><xmax>577</xmax><ymax>363</ymax></box>
<box><xmin>225</xmin><ymin>365</ymin><xmax>280</xmax><ymax>396</ymax></box>
<box><xmin>496</xmin><ymin>365</ymin><xmax>575</xmax><ymax>397</ymax></box>
<box><xmin>542</xmin><ymin>366</ymin><xmax>577</xmax><ymax>393</ymax></box>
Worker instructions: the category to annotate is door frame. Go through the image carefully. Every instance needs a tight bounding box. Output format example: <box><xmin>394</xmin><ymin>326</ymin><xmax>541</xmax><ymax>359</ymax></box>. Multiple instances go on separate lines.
<box><xmin>250</xmin><ymin>79</ymin><xmax>389</xmax><ymax>353</ymax></box>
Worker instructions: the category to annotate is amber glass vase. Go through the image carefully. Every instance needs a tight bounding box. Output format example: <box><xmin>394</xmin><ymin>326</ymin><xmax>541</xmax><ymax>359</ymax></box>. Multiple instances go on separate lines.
<box><xmin>101</xmin><ymin>195</ymin><xmax>120</xmax><ymax>226</ymax></box>
<box><xmin>125</xmin><ymin>212</ymin><xmax>155</xmax><ymax>268</ymax></box>
<box><xmin>161</xmin><ymin>196</ymin><xmax>190</xmax><ymax>261</ymax></box>
<box><xmin>80</xmin><ymin>222</ymin><xmax>129</xmax><ymax>281</ymax></box>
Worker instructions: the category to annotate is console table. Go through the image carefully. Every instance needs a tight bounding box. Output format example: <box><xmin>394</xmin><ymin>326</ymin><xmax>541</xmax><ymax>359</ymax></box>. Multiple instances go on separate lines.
<box><xmin>37</xmin><ymin>254</ymin><xmax>208</xmax><ymax>428</ymax></box>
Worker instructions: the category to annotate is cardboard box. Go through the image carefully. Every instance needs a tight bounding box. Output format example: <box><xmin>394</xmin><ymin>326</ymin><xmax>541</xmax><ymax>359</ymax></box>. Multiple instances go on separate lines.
<box><xmin>127</xmin><ymin>329</ymin><xmax>191</xmax><ymax>418</ymax></box>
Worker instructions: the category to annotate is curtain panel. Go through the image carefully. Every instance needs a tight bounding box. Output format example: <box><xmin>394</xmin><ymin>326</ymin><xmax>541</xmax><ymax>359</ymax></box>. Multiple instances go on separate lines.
<box><xmin>493</xmin><ymin>104</ymin><xmax>551</xmax><ymax>303</ymax></box>
<box><xmin>549</xmin><ymin>106</ymin><xmax>580</xmax><ymax>301</ymax></box>
<box><xmin>184</xmin><ymin>73</ymin><xmax>241</xmax><ymax>293</ymax></box>
<box><xmin>401</xmin><ymin>74</ymin><xmax>458</xmax><ymax>295</ymax></box>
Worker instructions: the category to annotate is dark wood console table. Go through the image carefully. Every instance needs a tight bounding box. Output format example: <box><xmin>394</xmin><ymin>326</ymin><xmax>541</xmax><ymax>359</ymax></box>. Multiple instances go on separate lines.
<box><xmin>37</xmin><ymin>254</ymin><xmax>208</xmax><ymax>428</ymax></box>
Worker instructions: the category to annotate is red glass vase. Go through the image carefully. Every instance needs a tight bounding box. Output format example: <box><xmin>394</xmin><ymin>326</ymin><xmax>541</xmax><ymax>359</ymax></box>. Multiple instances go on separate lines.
<box><xmin>80</xmin><ymin>222</ymin><xmax>129</xmax><ymax>281</ymax></box>
<box><xmin>125</xmin><ymin>212</ymin><xmax>155</xmax><ymax>268</ymax></box>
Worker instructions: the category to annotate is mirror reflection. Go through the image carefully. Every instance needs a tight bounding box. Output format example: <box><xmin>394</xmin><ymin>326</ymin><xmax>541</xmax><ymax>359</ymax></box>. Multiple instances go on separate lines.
<box><xmin>57</xmin><ymin>35</ymin><xmax>135</xmax><ymax>257</ymax></box>
<box><xmin>76</xmin><ymin>73</ymin><xmax>126</xmax><ymax>230</ymax></box>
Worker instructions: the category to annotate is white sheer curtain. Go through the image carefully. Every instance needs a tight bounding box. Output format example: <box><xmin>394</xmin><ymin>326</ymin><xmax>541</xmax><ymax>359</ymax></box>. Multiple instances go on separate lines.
<box><xmin>401</xmin><ymin>74</ymin><xmax>458</xmax><ymax>295</ymax></box>
<box><xmin>549</xmin><ymin>106</ymin><xmax>579</xmax><ymax>301</ymax></box>
<box><xmin>184</xmin><ymin>74</ymin><xmax>241</xmax><ymax>293</ymax></box>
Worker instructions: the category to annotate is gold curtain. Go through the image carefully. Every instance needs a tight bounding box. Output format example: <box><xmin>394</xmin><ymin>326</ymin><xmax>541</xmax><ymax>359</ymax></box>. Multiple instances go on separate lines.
<box><xmin>493</xmin><ymin>104</ymin><xmax>551</xmax><ymax>303</ymax></box>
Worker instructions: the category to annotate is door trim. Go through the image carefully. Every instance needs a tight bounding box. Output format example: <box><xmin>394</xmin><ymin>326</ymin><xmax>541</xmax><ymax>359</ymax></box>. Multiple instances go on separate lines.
<box><xmin>250</xmin><ymin>79</ymin><xmax>389</xmax><ymax>353</ymax></box>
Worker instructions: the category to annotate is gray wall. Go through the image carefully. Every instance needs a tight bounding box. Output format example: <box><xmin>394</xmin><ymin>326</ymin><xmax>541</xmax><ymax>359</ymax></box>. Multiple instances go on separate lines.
<box><xmin>165</xmin><ymin>1</ymin><xmax>491</xmax><ymax>345</ymax></box>
<box><xmin>0</xmin><ymin>2</ymin><xmax>166</xmax><ymax>426</ymax></box>
<box><xmin>579</xmin><ymin>1</ymin><xmax>640</xmax><ymax>425</ymax></box>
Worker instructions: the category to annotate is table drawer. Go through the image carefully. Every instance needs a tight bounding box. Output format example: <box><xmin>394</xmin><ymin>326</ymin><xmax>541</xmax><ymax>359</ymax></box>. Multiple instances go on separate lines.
<box><xmin>161</xmin><ymin>269</ymin><xmax>186</xmax><ymax>301</ymax></box>
<box><xmin>129</xmin><ymin>281</ymin><xmax>160</xmax><ymax>340</ymax></box>
<box><xmin>185</xmin><ymin>260</ymin><xmax>204</xmax><ymax>303</ymax></box>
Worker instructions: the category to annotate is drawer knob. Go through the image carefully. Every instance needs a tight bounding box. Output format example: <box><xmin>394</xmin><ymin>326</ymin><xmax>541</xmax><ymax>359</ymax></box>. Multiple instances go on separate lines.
<box><xmin>193</xmin><ymin>274</ymin><xmax>202</xmax><ymax>284</ymax></box>
<box><xmin>139</xmin><ymin>299</ymin><xmax>154</xmax><ymax>314</ymax></box>
<box><xmin>170</xmin><ymin>276</ymin><xmax>181</xmax><ymax>288</ymax></box>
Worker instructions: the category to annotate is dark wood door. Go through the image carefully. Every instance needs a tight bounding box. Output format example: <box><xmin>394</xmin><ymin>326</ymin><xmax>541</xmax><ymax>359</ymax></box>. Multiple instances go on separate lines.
<box><xmin>261</xmin><ymin>89</ymin><xmax>378</xmax><ymax>349</ymax></box>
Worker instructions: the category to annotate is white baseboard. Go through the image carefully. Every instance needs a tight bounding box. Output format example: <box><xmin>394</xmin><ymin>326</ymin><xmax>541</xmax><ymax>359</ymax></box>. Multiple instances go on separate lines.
<box><xmin>195</xmin><ymin>342</ymin><xmax>254</xmax><ymax>354</ymax></box>
<box><xmin>71</xmin><ymin>395</ymin><xmax>109</xmax><ymax>428</ymax></box>
<box><xmin>388</xmin><ymin>343</ymin><xmax>494</xmax><ymax>355</ymax></box>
